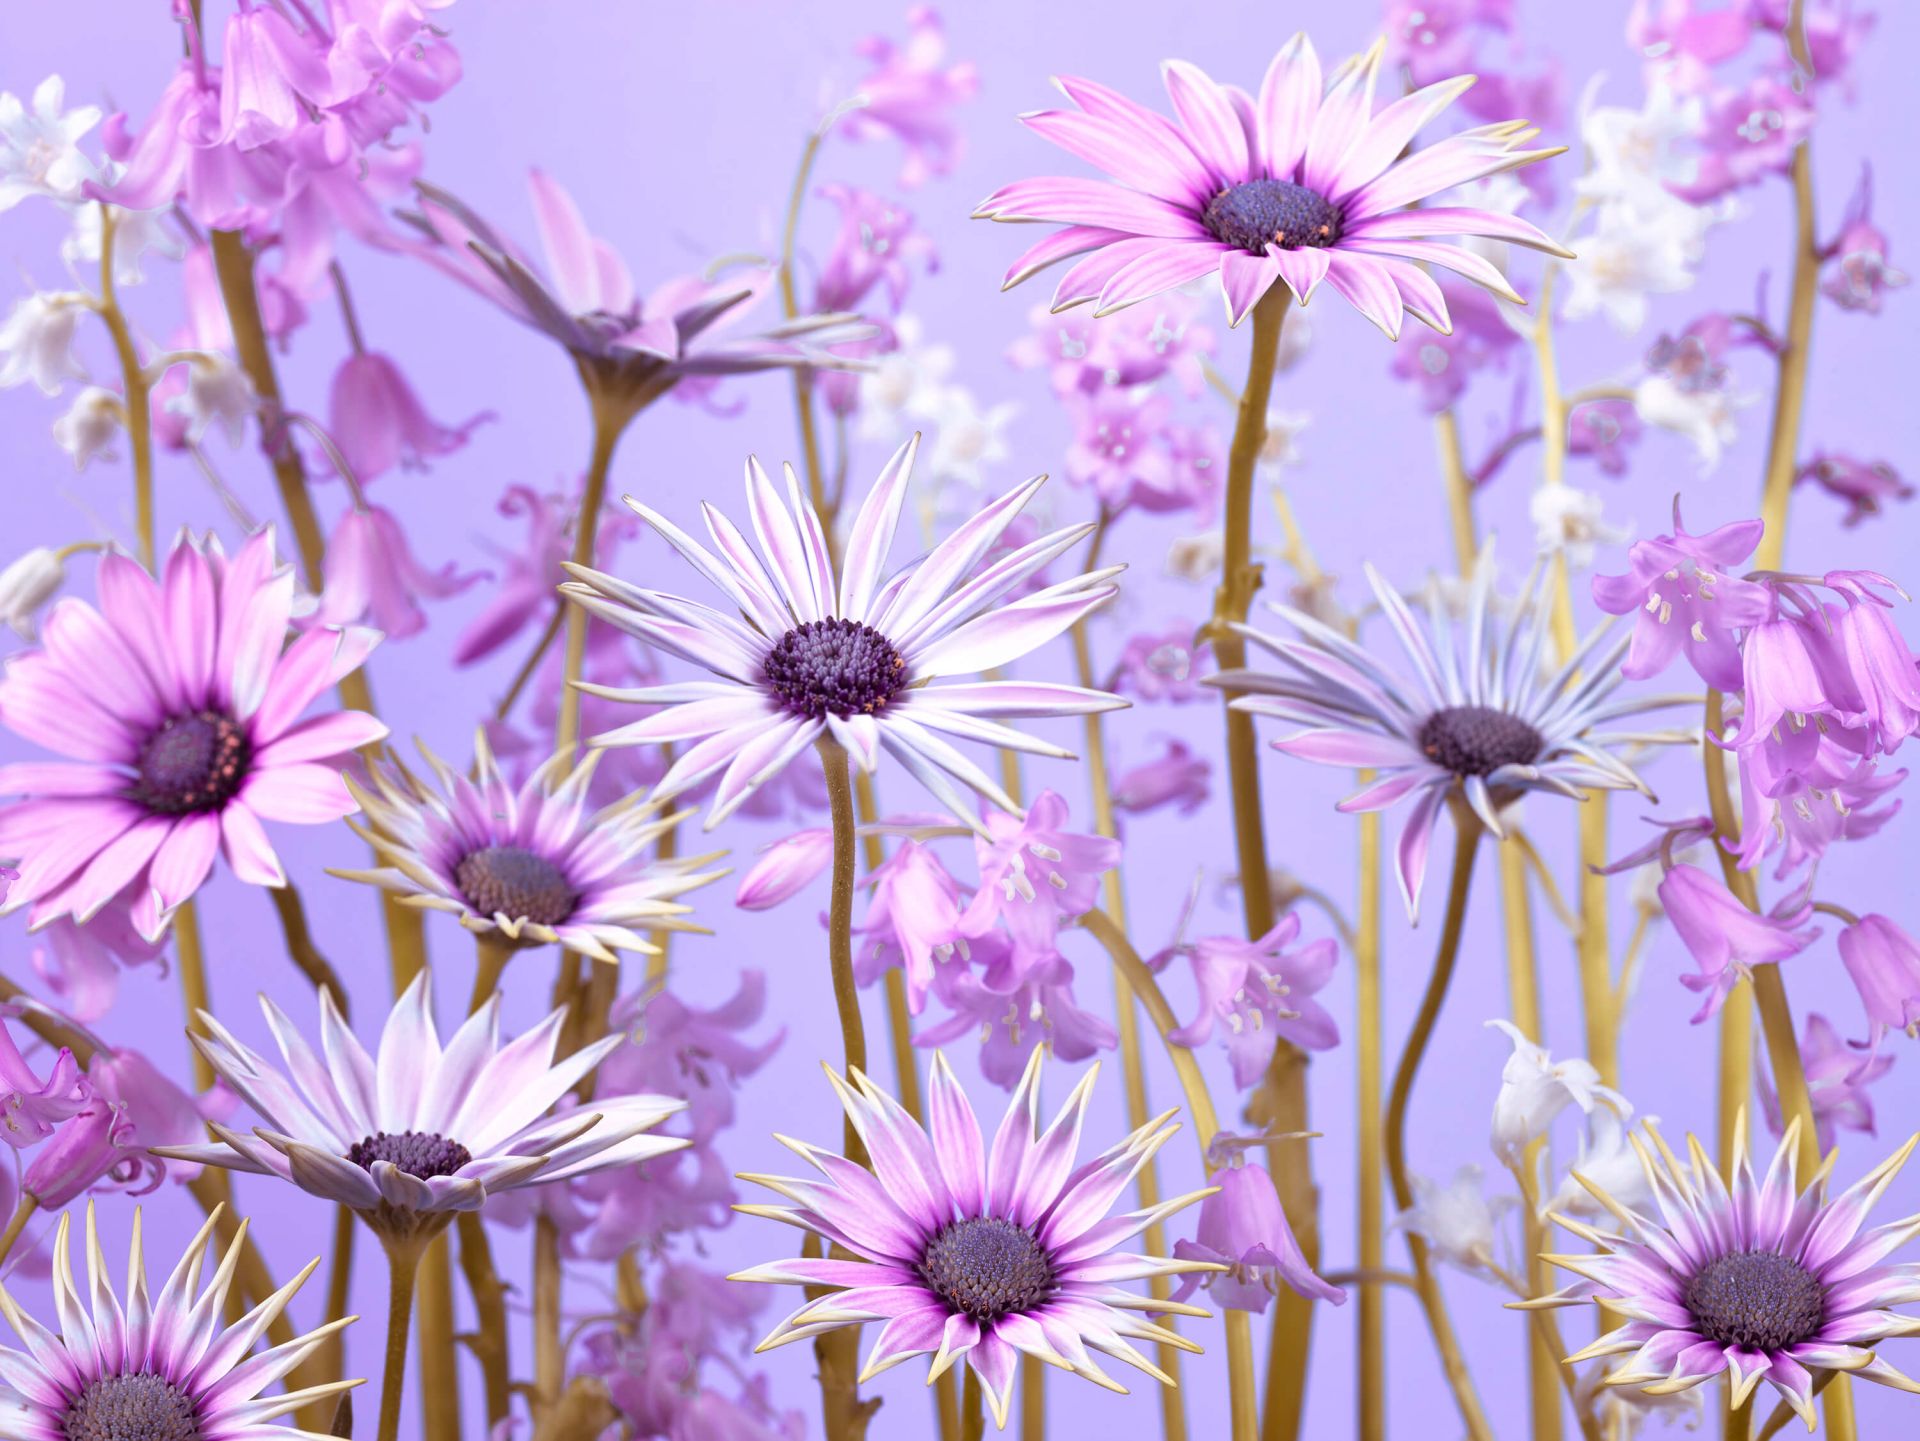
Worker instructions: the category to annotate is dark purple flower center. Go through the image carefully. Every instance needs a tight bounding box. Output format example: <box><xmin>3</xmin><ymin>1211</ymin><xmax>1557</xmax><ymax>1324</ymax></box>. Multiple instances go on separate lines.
<box><xmin>918</xmin><ymin>1217</ymin><xmax>1055</xmax><ymax>1325</ymax></box>
<box><xmin>1683</xmin><ymin>1249</ymin><xmax>1825</xmax><ymax>1353</ymax></box>
<box><xmin>1417</xmin><ymin>705</ymin><xmax>1545</xmax><ymax>779</ymax></box>
<box><xmin>348</xmin><ymin>1130</ymin><xmax>473</xmax><ymax>1181</ymax></box>
<box><xmin>454</xmin><ymin>844</ymin><xmax>577</xmax><ymax>927</ymax></box>
<box><xmin>129</xmin><ymin>710</ymin><xmax>251</xmax><ymax>816</ymax></box>
<box><xmin>763</xmin><ymin>618</ymin><xmax>906</xmax><ymax>720</ymax></box>
<box><xmin>63</xmin><ymin>1373</ymin><xmax>201</xmax><ymax>1441</ymax></box>
<box><xmin>1202</xmin><ymin>179</ymin><xmax>1343</xmax><ymax>253</ymax></box>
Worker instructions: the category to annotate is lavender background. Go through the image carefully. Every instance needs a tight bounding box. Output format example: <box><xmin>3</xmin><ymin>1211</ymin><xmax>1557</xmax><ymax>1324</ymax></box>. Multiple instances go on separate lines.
<box><xmin>3</xmin><ymin>1</ymin><xmax>1918</xmax><ymax>1435</ymax></box>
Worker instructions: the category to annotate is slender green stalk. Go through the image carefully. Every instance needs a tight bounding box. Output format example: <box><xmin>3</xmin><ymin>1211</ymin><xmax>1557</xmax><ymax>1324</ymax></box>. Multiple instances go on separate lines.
<box><xmin>1384</xmin><ymin>814</ymin><xmax>1494</xmax><ymax>1441</ymax></box>
<box><xmin>377</xmin><ymin>1241</ymin><xmax>424</xmax><ymax>1441</ymax></box>
<box><xmin>818</xmin><ymin>738</ymin><xmax>869</xmax><ymax>1163</ymax></box>
<box><xmin>554</xmin><ymin>391</ymin><xmax>630</xmax><ymax>757</ymax></box>
<box><xmin>458</xmin><ymin>1212</ymin><xmax>513</xmax><ymax>1427</ymax></box>
<box><xmin>92</xmin><ymin>205</ymin><xmax>156</xmax><ymax>569</ymax></box>
<box><xmin>961</xmin><ymin>1369</ymin><xmax>986</xmax><ymax>1441</ymax></box>
<box><xmin>0</xmin><ymin>1196</ymin><xmax>35</xmax><ymax>1266</ymax></box>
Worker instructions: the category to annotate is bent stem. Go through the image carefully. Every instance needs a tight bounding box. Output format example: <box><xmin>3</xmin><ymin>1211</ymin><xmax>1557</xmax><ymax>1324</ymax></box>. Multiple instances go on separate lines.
<box><xmin>0</xmin><ymin>1195</ymin><xmax>35</xmax><ymax>1266</ymax></box>
<box><xmin>416</xmin><ymin>1237</ymin><xmax>461</xmax><ymax>1441</ymax></box>
<box><xmin>1209</xmin><ymin>285</ymin><xmax>1318</xmax><ymax>1441</ymax></box>
<box><xmin>377</xmin><ymin>1237</ymin><xmax>426</xmax><ymax>1441</ymax></box>
<box><xmin>174</xmin><ymin>896</ymin><xmax>215</xmax><ymax>1092</ymax></box>
<box><xmin>1384</xmin><ymin>812</ymin><xmax>1494</xmax><ymax>1441</ymax></box>
<box><xmin>269</xmin><ymin>883</ymin><xmax>350</xmax><ymax>1013</ymax></box>
<box><xmin>93</xmin><ymin>205</ymin><xmax>157</xmax><ymax>569</ymax></box>
<box><xmin>776</xmin><ymin>128</ymin><xmax>831</xmax><ymax>519</ymax></box>
<box><xmin>1351</xmin><ymin>806</ymin><xmax>1385</xmax><ymax>1441</ymax></box>
<box><xmin>458</xmin><ymin>1211</ymin><xmax>513</xmax><ymax>1427</ymax></box>
<box><xmin>818</xmin><ymin>738</ymin><xmax>870</xmax><ymax>1165</ymax></box>
<box><xmin>554</xmin><ymin>383</ymin><xmax>635</xmax><ymax>756</ymax></box>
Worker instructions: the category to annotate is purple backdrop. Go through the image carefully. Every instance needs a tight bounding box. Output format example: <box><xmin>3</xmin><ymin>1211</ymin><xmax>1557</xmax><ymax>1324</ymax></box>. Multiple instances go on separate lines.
<box><xmin>2</xmin><ymin>2</ymin><xmax>1917</xmax><ymax>1436</ymax></box>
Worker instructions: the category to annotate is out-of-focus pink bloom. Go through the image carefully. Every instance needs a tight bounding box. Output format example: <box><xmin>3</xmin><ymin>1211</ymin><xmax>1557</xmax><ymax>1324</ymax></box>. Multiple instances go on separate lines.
<box><xmin>1462</xmin><ymin>61</ymin><xmax>1566</xmax><ymax>135</ymax></box>
<box><xmin>1591</xmin><ymin>501</ymin><xmax>1774</xmax><ymax>690</ymax></box>
<box><xmin>1171</xmin><ymin>1138</ymin><xmax>1345</xmax><ymax>1311</ymax></box>
<box><xmin>1800</xmin><ymin>453</ymin><xmax>1913</xmax><ymax>527</ymax></box>
<box><xmin>1671</xmin><ymin>74</ymin><xmax>1814</xmax><ymax>203</ymax></box>
<box><xmin>1390</xmin><ymin>280</ymin><xmax>1520</xmax><ymax>413</ymax></box>
<box><xmin>1112</xmin><ymin>738</ymin><xmax>1210</xmax><ymax>817</ymax></box>
<box><xmin>597</xmin><ymin>973</ymin><xmax>784</xmax><ymax>1146</ymax></box>
<box><xmin>315</xmin><ymin>505</ymin><xmax>484</xmax><ymax>640</ymax></box>
<box><xmin>23</xmin><ymin>1046</ymin><xmax>206</xmax><ymax>1207</ymax></box>
<box><xmin>1063</xmin><ymin>391</ymin><xmax>1219</xmax><ymax>518</ymax></box>
<box><xmin>1839</xmin><ymin>913</ymin><xmax>1920</xmax><ymax>1048</ymax></box>
<box><xmin>835</xmin><ymin>6</ymin><xmax>979</xmax><ymax>187</ymax></box>
<box><xmin>1758</xmin><ymin>1012</ymin><xmax>1891</xmax><ymax>1151</ymax></box>
<box><xmin>1822</xmin><ymin>168</ymin><xmax>1908</xmax><ymax>314</ymax></box>
<box><xmin>1657</xmin><ymin>863</ymin><xmax>1819</xmax><ymax>1021</ymax></box>
<box><xmin>1753</xmin><ymin>0</ymin><xmax>1875</xmax><ymax>91</ymax></box>
<box><xmin>812</xmin><ymin>183</ymin><xmax>937</xmax><ymax>315</ymax></box>
<box><xmin>1626</xmin><ymin>0</ymin><xmax>1757</xmax><ymax>90</ymax></box>
<box><xmin>1111</xmin><ymin>625</ymin><xmax>1211</xmax><ymax>703</ymax></box>
<box><xmin>1156</xmin><ymin>913</ymin><xmax>1339</xmax><ymax>1088</ymax></box>
<box><xmin>1824</xmin><ymin>571</ymin><xmax>1920</xmax><ymax>749</ymax></box>
<box><xmin>1568</xmin><ymin>398</ymin><xmax>1644</xmax><ymax>477</ymax></box>
<box><xmin>735</xmin><ymin>828</ymin><xmax>832</xmax><ymax>911</ymax></box>
<box><xmin>854</xmin><ymin>840</ymin><xmax>966</xmax><ymax>1010</ymax></box>
<box><xmin>216</xmin><ymin>5</ymin><xmax>345</xmax><ymax>150</ymax></box>
<box><xmin>95</xmin><ymin>66</ymin><xmax>287</xmax><ymax>229</ymax></box>
<box><xmin>958</xmin><ymin>790</ymin><xmax>1118</xmax><ymax>951</ymax></box>
<box><xmin>455</xmin><ymin>482</ymin><xmax>635</xmax><ymax>666</ymax></box>
<box><xmin>29</xmin><ymin>900</ymin><xmax>167</xmax><ymax>1024</ymax></box>
<box><xmin>325</xmin><ymin>350</ymin><xmax>489</xmax><ymax>482</ymax></box>
<box><xmin>914</xmin><ymin>950</ymin><xmax>1116</xmax><ymax>1089</ymax></box>
<box><xmin>1007</xmin><ymin>297</ymin><xmax>1215</xmax><ymax>398</ymax></box>
<box><xmin>1384</xmin><ymin>0</ymin><xmax>1516</xmax><ymax>85</ymax></box>
<box><xmin>0</xmin><ymin>1017</ymin><xmax>88</xmax><ymax>1147</ymax></box>
<box><xmin>1733</xmin><ymin>726</ymin><xmax>1904</xmax><ymax>876</ymax></box>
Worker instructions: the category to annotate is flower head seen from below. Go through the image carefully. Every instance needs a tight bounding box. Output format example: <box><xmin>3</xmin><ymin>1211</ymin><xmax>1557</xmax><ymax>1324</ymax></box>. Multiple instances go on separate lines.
<box><xmin>331</xmin><ymin>733</ymin><xmax>725</xmax><ymax>962</ymax></box>
<box><xmin>976</xmin><ymin>32</ymin><xmax>1571</xmax><ymax>331</ymax></box>
<box><xmin>155</xmin><ymin>973</ymin><xmax>687</xmax><ymax>1245</ymax></box>
<box><xmin>0</xmin><ymin>1202</ymin><xmax>357</xmax><ymax>1438</ymax></box>
<box><xmin>0</xmin><ymin>530</ymin><xmax>386</xmax><ymax>940</ymax></box>
<box><xmin>732</xmin><ymin>1050</ymin><xmax>1222</xmax><ymax>1427</ymax></box>
<box><xmin>1218</xmin><ymin>546</ymin><xmax>1685</xmax><ymax>919</ymax></box>
<box><xmin>1534</xmin><ymin>1114</ymin><xmax>1920</xmax><ymax>1427</ymax></box>
<box><xmin>561</xmin><ymin>435</ymin><xmax>1126</xmax><ymax>831</ymax></box>
<box><xmin>401</xmin><ymin>172</ymin><xmax>872</xmax><ymax>408</ymax></box>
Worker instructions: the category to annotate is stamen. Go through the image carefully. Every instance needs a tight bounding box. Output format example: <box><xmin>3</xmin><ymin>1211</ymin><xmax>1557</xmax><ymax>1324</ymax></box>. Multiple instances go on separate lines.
<box><xmin>763</xmin><ymin>618</ymin><xmax>907</xmax><ymax>720</ymax></box>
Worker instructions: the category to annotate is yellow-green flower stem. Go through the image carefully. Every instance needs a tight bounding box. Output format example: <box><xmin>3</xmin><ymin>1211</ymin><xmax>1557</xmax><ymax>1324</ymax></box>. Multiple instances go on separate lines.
<box><xmin>91</xmin><ymin>205</ymin><xmax>157</xmax><ymax>568</ymax></box>
<box><xmin>376</xmin><ymin>1236</ymin><xmax>425</xmax><ymax>1441</ymax></box>
<box><xmin>0</xmin><ymin>1195</ymin><xmax>36</xmax><ymax>1267</ymax></box>
<box><xmin>1383</xmin><ymin>812</ymin><xmax>1494</xmax><ymax>1441</ymax></box>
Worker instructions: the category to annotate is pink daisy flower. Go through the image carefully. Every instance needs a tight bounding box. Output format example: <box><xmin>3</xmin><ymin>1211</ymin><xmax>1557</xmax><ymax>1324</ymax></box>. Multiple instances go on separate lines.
<box><xmin>976</xmin><ymin>32</ymin><xmax>1570</xmax><ymax>331</ymax></box>
<box><xmin>0</xmin><ymin>531</ymin><xmax>385</xmax><ymax>941</ymax></box>
<box><xmin>1535</xmin><ymin>1114</ymin><xmax>1920</xmax><ymax>1426</ymax></box>
<box><xmin>731</xmin><ymin>1050</ymin><xmax>1221</xmax><ymax>1428</ymax></box>
<box><xmin>560</xmin><ymin>435</ymin><xmax>1126</xmax><ymax>830</ymax></box>
<box><xmin>0</xmin><ymin>1201</ymin><xmax>357</xmax><ymax>1437</ymax></box>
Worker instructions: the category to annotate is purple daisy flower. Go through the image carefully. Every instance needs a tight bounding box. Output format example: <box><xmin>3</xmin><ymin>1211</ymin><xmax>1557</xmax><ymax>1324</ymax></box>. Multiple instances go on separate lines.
<box><xmin>730</xmin><ymin>1049</ymin><xmax>1223</xmax><ymax>1427</ymax></box>
<box><xmin>560</xmin><ymin>435</ymin><xmax>1126</xmax><ymax>830</ymax></box>
<box><xmin>0</xmin><ymin>531</ymin><xmax>386</xmax><ymax>941</ymax></box>
<box><xmin>330</xmin><ymin>733</ymin><xmax>725</xmax><ymax>963</ymax></box>
<box><xmin>975</xmin><ymin>32</ymin><xmax>1571</xmax><ymax>330</ymax></box>
<box><xmin>155</xmin><ymin>973</ymin><xmax>685</xmax><ymax>1245</ymax></box>
<box><xmin>1218</xmin><ymin>548</ymin><xmax>1689</xmax><ymax>919</ymax></box>
<box><xmin>0</xmin><ymin>1201</ymin><xmax>357</xmax><ymax>1437</ymax></box>
<box><xmin>1536</xmin><ymin>1114</ymin><xmax>1920</xmax><ymax>1426</ymax></box>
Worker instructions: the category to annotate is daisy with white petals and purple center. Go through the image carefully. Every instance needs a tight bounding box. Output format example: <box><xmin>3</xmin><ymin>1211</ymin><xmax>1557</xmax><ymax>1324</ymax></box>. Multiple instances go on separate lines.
<box><xmin>731</xmin><ymin>1050</ymin><xmax>1224</xmax><ymax>1428</ymax></box>
<box><xmin>0</xmin><ymin>1202</ymin><xmax>357</xmax><ymax>1439</ymax></box>
<box><xmin>1530</xmin><ymin>1115</ymin><xmax>1920</xmax><ymax>1426</ymax></box>
<box><xmin>976</xmin><ymin>32</ymin><xmax>1571</xmax><ymax>330</ymax></box>
<box><xmin>1215</xmin><ymin>547</ymin><xmax>1690</xmax><ymax>919</ymax></box>
<box><xmin>559</xmin><ymin>434</ymin><xmax>1126</xmax><ymax>831</ymax></box>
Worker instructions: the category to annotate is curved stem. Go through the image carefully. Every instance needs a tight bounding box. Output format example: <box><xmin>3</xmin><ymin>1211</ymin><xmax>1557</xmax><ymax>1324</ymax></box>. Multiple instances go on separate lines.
<box><xmin>496</xmin><ymin>604</ymin><xmax>566</xmax><ymax>722</ymax></box>
<box><xmin>961</xmin><ymin>1368</ymin><xmax>985</xmax><ymax>1441</ymax></box>
<box><xmin>1350</xmin><ymin>805</ymin><xmax>1386</xmax><ymax>1441</ymax></box>
<box><xmin>457</xmin><ymin>1211</ymin><xmax>513</xmax><ymax>1427</ymax></box>
<box><xmin>174</xmin><ymin>897</ymin><xmax>215</xmax><ymax>1091</ymax></box>
<box><xmin>94</xmin><ymin>206</ymin><xmax>156</xmax><ymax>569</ymax></box>
<box><xmin>317</xmin><ymin>1203</ymin><xmax>355</xmax><ymax>1400</ymax></box>
<box><xmin>268</xmin><ymin>883</ymin><xmax>349</xmax><ymax>1014</ymax></box>
<box><xmin>818</xmin><ymin>738</ymin><xmax>870</xmax><ymax>1166</ymax></box>
<box><xmin>533</xmin><ymin>1215</ymin><xmax>563</xmax><ymax>1416</ymax></box>
<box><xmin>1754</xmin><ymin>145</ymin><xmax>1819</xmax><ymax>575</ymax></box>
<box><xmin>1384</xmin><ymin>815</ymin><xmax>1494</xmax><ymax>1441</ymax></box>
<box><xmin>376</xmin><ymin>1240</ymin><xmax>423</xmax><ymax>1441</ymax></box>
<box><xmin>0</xmin><ymin>1195</ymin><xmax>36</xmax><ymax>1266</ymax></box>
<box><xmin>554</xmin><ymin>395</ymin><xmax>629</xmax><ymax>757</ymax></box>
<box><xmin>470</xmin><ymin>932</ymin><xmax>514</xmax><ymax>1014</ymax></box>
<box><xmin>776</xmin><ymin>130</ymin><xmax>830</xmax><ymax>521</ymax></box>
<box><xmin>415</xmin><ymin>1236</ymin><xmax>460</xmax><ymax>1441</ymax></box>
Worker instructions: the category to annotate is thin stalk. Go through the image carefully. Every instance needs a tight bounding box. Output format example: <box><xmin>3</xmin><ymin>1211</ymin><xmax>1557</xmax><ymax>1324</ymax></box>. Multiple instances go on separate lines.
<box><xmin>554</xmin><ymin>394</ymin><xmax>629</xmax><ymax>756</ymax></box>
<box><xmin>1021</xmin><ymin>1355</ymin><xmax>1045</xmax><ymax>1440</ymax></box>
<box><xmin>534</xmin><ymin>1216</ymin><xmax>564</xmax><ymax>1415</ymax></box>
<box><xmin>1384</xmin><ymin>815</ymin><xmax>1494</xmax><ymax>1441</ymax></box>
<box><xmin>495</xmin><ymin>603</ymin><xmax>565</xmax><ymax>722</ymax></box>
<box><xmin>318</xmin><ymin>1204</ymin><xmax>355</xmax><ymax>1397</ymax></box>
<box><xmin>1069</xmin><ymin>596</ymin><xmax>1187</xmax><ymax>1441</ymax></box>
<box><xmin>458</xmin><ymin>1211</ymin><xmax>513</xmax><ymax>1427</ymax></box>
<box><xmin>0</xmin><ymin>1195</ymin><xmax>35</xmax><ymax>1265</ymax></box>
<box><xmin>819</xmin><ymin>739</ymin><xmax>870</xmax><ymax>1165</ymax></box>
<box><xmin>174</xmin><ymin>897</ymin><xmax>215</xmax><ymax>1090</ymax></box>
<box><xmin>1433</xmin><ymin>409</ymin><xmax>1476</xmax><ymax>575</ymax></box>
<box><xmin>269</xmin><ymin>883</ymin><xmax>349</xmax><ymax>1012</ymax></box>
<box><xmin>776</xmin><ymin>130</ymin><xmax>830</xmax><ymax>519</ymax></box>
<box><xmin>415</xmin><ymin>1236</ymin><xmax>460</xmax><ymax>1441</ymax></box>
<box><xmin>961</xmin><ymin>1369</ymin><xmax>986</xmax><ymax>1441</ymax></box>
<box><xmin>1352</xmin><ymin>805</ymin><xmax>1385</xmax><ymax>1441</ymax></box>
<box><xmin>377</xmin><ymin>1241</ymin><xmax>424</xmax><ymax>1441</ymax></box>
<box><xmin>1753</xmin><ymin>144</ymin><xmax>1819</xmax><ymax>576</ymax></box>
<box><xmin>1209</xmin><ymin>286</ymin><xmax>1317</xmax><ymax>1441</ymax></box>
<box><xmin>94</xmin><ymin>205</ymin><xmax>157</xmax><ymax>568</ymax></box>
<box><xmin>1725</xmin><ymin>1386</ymin><xmax>1751</xmax><ymax>1441</ymax></box>
<box><xmin>471</xmin><ymin>932</ymin><xmax>514</xmax><ymax>1014</ymax></box>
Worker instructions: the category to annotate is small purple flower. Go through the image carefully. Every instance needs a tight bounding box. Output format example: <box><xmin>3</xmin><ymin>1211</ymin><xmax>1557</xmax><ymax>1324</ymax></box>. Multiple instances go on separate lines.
<box><xmin>854</xmin><ymin>839</ymin><xmax>966</xmax><ymax>1009</ymax></box>
<box><xmin>1656</xmin><ymin>864</ymin><xmax>1820</xmax><ymax>1022</ymax></box>
<box><xmin>1758</xmin><ymin>1012</ymin><xmax>1891</xmax><ymax>1152</ymax></box>
<box><xmin>1821</xmin><ymin>167</ymin><xmax>1908</xmax><ymax>314</ymax></box>
<box><xmin>1112</xmin><ymin>738</ymin><xmax>1210</xmax><ymax>817</ymax></box>
<box><xmin>1567</xmin><ymin>397</ymin><xmax>1643</xmax><ymax>477</ymax></box>
<box><xmin>1824</xmin><ymin>571</ymin><xmax>1920</xmax><ymax>749</ymax></box>
<box><xmin>1591</xmin><ymin>501</ymin><xmax>1774</xmax><ymax>690</ymax></box>
<box><xmin>959</xmin><ymin>790</ymin><xmax>1119</xmax><ymax>953</ymax></box>
<box><xmin>1155</xmin><ymin>912</ymin><xmax>1339</xmax><ymax>1088</ymax></box>
<box><xmin>1799</xmin><ymin>453</ymin><xmax>1913</xmax><ymax>527</ymax></box>
<box><xmin>325</xmin><ymin>349</ymin><xmax>491</xmax><ymax>483</ymax></box>
<box><xmin>1389</xmin><ymin>280</ymin><xmax>1520</xmax><ymax>413</ymax></box>
<box><xmin>1839</xmin><ymin>913</ymin><xmax>1920</xmax><ymax>1049</ymax></box>
<box><xmin>812</xmin><ymin>183</ymin><xmax>938</xmax><ymax>315</ymax></box>
<box><xmin>835</xmin><ymin>5</ymin><xmax>980</xmax><ymax>187</ymax></box>
<box><xmin>916</xmin><ymin>950</ymin><xmax>1117</xmax><ymax>1090</ymax></box>
<box><xmin>1006</xmin><ymin>296</ymin><xmax>1216</xmax><ymax>398</ymax></box>
<box><xmin>316</xmin><ymin>504</ymin><xmax>485</xmax><ymax>641</ymax></box>
<box><xmin>24</xmin><ymin>898</ymin><xmax>166</xmax><ymax>1024</ymax></box>
<box><xmin>1384</xmin><ymin>0</ymin><xmax>1516</xmax><ymax>85</ymax></box>
<box><xmin>1170</xmin><ymin>1141</ymin><xmax>1344</xmax><ymax>1312</ymax></box>
<box><xmin>1732</xmin><ymin>726</ymin><xmax>1905</xmax><ymax>876</ymax></box>
<box><xmin>735</xmin><ymin>827</ymin><xmax>833</xmax><ymax>911</ymax></box>
<box><xmin>1671</xmin><ymin>74</ymin><xmax>1815</xmax><ymax>203</ymax></box>
<box><xmin>1111</xmin><ymin>625</ymin><xmax>1212</xmax><ymax>703</ymax></box>
<box><xmin>0</xmin><ymin>1016</ymin><xmax>89</xmax><ymax>1147</ymax></box>
<box><xmin>20</xmin><ymin>1046</ymin><xmax>201</xmax><ymax>1209</ymax></box>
